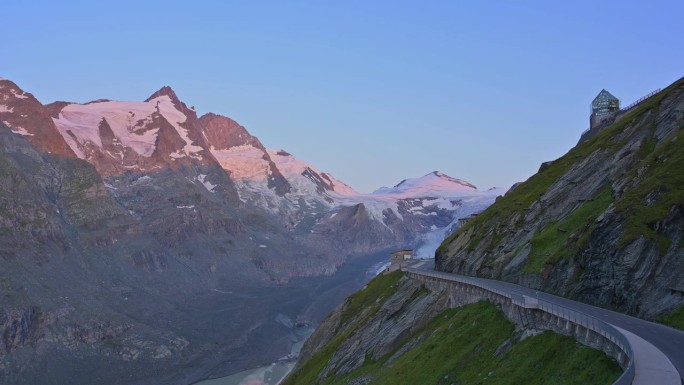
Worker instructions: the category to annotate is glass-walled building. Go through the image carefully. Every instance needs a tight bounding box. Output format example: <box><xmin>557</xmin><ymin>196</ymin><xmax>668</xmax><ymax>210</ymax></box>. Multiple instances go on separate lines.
<box><xmin>591</xmin><ymin>89</ymin><xmax>620</xmax><ymax>116</ymax></box>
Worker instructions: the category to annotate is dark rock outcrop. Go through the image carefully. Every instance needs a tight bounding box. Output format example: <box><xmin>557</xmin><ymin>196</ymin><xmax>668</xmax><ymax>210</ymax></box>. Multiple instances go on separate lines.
<box><xmin>0</xmin><ymin>79</ymin><xmax>74</xmax><ymax>156</ymax></box>
<box><xmin>199</xmin><ymin>112</ymin><xmax>291</xmax><ymax>195</ymax></box>
<box><xmin>436</xmin><ymin>76</ymin><xmax>684</xmax><ymax>319</ymax></box>
<box><xmin>0</xmin><ymin>121</ymin><xmax>346</xmax><ymax>384</ymax></box>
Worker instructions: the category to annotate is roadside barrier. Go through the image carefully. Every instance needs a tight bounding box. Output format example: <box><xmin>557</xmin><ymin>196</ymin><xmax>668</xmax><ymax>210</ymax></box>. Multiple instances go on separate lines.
<box><xmin>404</xmin><ymin>268</ymin><xmax>635</xmax><ymax>385</ymax></box>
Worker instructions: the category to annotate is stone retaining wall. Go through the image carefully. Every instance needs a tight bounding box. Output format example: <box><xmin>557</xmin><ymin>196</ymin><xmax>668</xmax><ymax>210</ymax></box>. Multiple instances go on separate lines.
<box><xmin>407</xmin><ymin>270</ymin><xmax>634</xmax><ymax>384</ymax></box>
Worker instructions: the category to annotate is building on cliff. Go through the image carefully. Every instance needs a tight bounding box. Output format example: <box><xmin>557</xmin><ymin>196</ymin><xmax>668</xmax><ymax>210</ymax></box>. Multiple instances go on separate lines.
<box><xmin>387</xmin><ymin>249</ymin><xmax>414</xmax><ymax>273</ymax></box>
<box><xmin>590</xmin><ymin>89</ymin><xmax>620</xmax><ymax>129</ymax></box>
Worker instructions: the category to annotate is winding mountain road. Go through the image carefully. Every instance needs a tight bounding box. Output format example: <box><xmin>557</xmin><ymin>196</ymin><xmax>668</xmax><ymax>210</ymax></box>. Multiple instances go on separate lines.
<box><xmin>408</xmin><ymin>260</ymin><xmax>684</xmax><ymax>385</ymax></box>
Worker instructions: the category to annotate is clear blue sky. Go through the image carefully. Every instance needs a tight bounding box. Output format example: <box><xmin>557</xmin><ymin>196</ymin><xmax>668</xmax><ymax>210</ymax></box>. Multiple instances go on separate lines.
<box><xmin>3</xmin><ymin>1</ymin><xmax>682</xmax><ymax>192</ymax></box>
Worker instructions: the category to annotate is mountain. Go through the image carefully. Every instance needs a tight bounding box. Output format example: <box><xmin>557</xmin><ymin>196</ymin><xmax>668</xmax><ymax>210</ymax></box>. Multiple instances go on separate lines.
<box><xmin>373</xmin><ymin>171</ymin><xmax>478</xmax><ymax>196</ymax></box>
<box><xmin>0</xmin><ymin>77</ymin><xmax>504</xmax><ymax>384</ymax></box>
<box><xmin>0</xmin><ymin>116</ymin><xmax>341</xmax><ymax>384</ymax></box>
<box><xmin>300</xmin><ymin>170</ymin><xmax>503</xmax><ymax>260</ymax></box>
<box><xmin>364</xmin><ymin>171</ymin><xmax>505</xmax><ymax>257</ymax></box>
<box><xmin>436</xmin><ymin>76</ymin><xmax>684</xmax><ymax>320</ymax></box>
<box><xmin>282</xmin><ymin>272</ymin><xmax>620</xmax><ymax>385</ymax></box>
<box><xmin>280</xmin><ymin>76</ymin><xmax>684</xmax><ymax>385</ymax></box>
<box><xmin>0</xmin><ymin>78</ymin><xmax>74</xmax><ymax>156</ymax></box>
<box><xmin>22</xmin><ymin>78</ymin><xmax>504</xmax><ymax>257</ymax></box>
<box><xmin>199</xmin><ymin>113</ymin><xmax>292</xmax><ymax>195</ymax></box>
<box><xmin>49</xmin><ymin>86</ymin><xmax>215</xmax><ymax>175</ymax></box>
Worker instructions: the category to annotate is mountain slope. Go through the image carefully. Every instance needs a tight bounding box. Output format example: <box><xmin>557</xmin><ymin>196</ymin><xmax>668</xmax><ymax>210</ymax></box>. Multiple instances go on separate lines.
<box><xmin>279</xmin><ymin>78</ymin><xmax>684</xmax><ymax>385</ymax></box>
<box><xmin>282</xmin><ymin>272</ymin><xmax>620</xmax><ymax>385</ymax></box>
<box><xmin>199</xmin><ymin>113</ymin><xmax>292</xmax><ymax>195</ymax></box>
<box><xmin>50</xmin><ymin>86</ymin><xmax>215</xmax><ymax>175</ymax></box>
<box><xmin>0</xmin><ymin>119</ymin><xmax>376</xmax><ymax>385</ymax></box>
<box><xmin>0</xmin><ymin>77</ymin><xmax>507</xmax><ymax>384</ymax></box>
<box><xmin>1</xmin><ymin>78</ymin><xmax>502</xmax><ymax>259</ymax></box>
<box><xmin>0</xmin><ymin>78</ymin><xmax>74</xmax><ymax>156</ymax></box>
<box><xmin>436</xmin><ymin>76</ymin><xmax>684</xmax><ymax>319</ymax></box>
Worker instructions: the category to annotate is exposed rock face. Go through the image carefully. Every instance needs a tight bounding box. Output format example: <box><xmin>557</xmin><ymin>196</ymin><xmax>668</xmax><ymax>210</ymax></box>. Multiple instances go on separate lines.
<box><xmin>296</xmin><ymin>274</ymin><xmax>448</xmax><ymax>379</ymax></box>
<box><xmin>0</xmin><ymin>77</ymin><xmax>506</xmax><ymax>384</ymax></box>
<box><xmin>288</xmin><ymin>272</ymin><xmax>622</xmax><ymax>385</ymax></box>
<box><xmin>199</xmin><ymin>112</ymin><xmax>291</xmax><ymax>195</ymax></box>
<box><xmin>0</xmin><ymin>122</ymin><xmax>194</xmax><ymax>383</ymax></box>
<box><xmin>1</xmin><ymin>78</ymin><xmax>503</xmax><ymax>263</ymax></box>
<box><xmin>0</xmin><ymin>79</ymin><xmax>74</xmax><ymax>156</ymax></box>
<box><xmin>436</xmin><ymin>76</ymin><xmax>684</xmax><ymax>319</ymax></box>
<box><xmin>0</xmin><ymin>120</ymin><xmax>362</xmax><ymax>384</ymax></box>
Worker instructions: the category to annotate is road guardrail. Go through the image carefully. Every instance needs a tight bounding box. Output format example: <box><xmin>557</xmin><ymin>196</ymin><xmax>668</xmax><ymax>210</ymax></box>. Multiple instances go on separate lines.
<box><xmin>404</xmin><ymin>267</ymin><xmax>635</xmax><ymax>385</ymax></box>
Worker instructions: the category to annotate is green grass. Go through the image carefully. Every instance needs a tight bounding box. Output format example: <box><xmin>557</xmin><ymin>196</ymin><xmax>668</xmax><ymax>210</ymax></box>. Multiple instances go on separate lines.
<box><xmin>637</xmin><ymin>136</ymin><xmax>657</xmax><ymax>159</ymax></box>
<box><xmin>437</xmin><ymin>76</ymin><xmax>684</xmax><ymax>259</ymax></box>
<box><xmin>285</xmin><ymin>301</ymin><xmax>620</xmax><ymax>385</ymax></box>
<box><xmin>656</xmin><ymin>305</ymin><xmax>684</xmax><ymax>331</ymax></box>
<box><xmin>477</xmin><ymin>331</ymin><xmax>622</xmax><ymax>385</ymax></box>
<box><xmin>524</xmin><ymin>186</ymin><xmax>614</xmax><ymax>273</ymax></box>
<box><xmin>283</xmin><ymin>325</ymin><xmax>357</xmax><ymax>385</ymax></box>
<box><xmin>283</xmin><ymin>271</ymin><xmax>404</xmax><ymax>385</ymax></box>
<box><xmin>437</xmin><ymin>109</ymin><xmax>630</xmax><ymax>257</ymax></box>
<box><xmin>338</xmin><ymin>270</ymin><xmax>403</xmax><ymax>326</ymax></box>
<box><xmin>615</xmin><ymin>125</ymin><xmax>684</xmax><ymax>253</ymax></box>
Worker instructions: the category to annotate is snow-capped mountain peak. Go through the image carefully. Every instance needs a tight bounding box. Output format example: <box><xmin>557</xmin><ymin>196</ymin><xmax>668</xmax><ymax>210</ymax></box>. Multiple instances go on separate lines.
<box><xmin>145</xmin><ymin>86</ymin><xmax>182</xmax><ymax>106</ymax></box>
<box><xmin>0</xmin><ymin>76</ymin><xmax>507</xmax><ymax>261</ymax></box>
<box><xmin>52</xmin><ymin>93</ymin><xmax>203</xmax><ymax>160</ymax></box>
<box><xmin>372</xmin><ymin>171</ymin><xmax>479</xmax><ymax>198</ymax></box>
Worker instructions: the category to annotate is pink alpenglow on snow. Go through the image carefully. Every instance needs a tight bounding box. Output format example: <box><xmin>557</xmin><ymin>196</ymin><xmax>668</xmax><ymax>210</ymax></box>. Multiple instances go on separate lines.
<box><xmin>373</xmin><ymin>171</ymin><xmax>485</xmax><ymax>199</ymax></box>
<box><xmin>210</xmin><ymin>144</ymin><xmax>272</xmax><ymax>180</ymax></box>
<box><xmin>52</xmin><ymin>94</ymin><xmax>203</xmax><ymax>159</ymax></box>
<box><xmin>268</xmin><ymin>149</ymin><xmax>357</xmax><ymax>196</ymax></box>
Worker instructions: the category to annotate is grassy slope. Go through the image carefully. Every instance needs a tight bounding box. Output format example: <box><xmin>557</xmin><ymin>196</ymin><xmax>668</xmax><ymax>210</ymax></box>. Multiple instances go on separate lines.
<box><xmin>615</xmin><ymin>121</ymin><xmax>684</xmax><ymax>252</ymax></box>
<box><xmin>286</xmin><ymin>80</ymin><xmax>684</xmax><ymax>385</ymax></box>
<box><xmin>438</xmin><ymin>76</ymin><xmax>684</xmax><ymax>270</ymax></box>
<box><xmin>657</xmin><ymin>305</ymin><xmax>684</xmax><ymax>331</ymax></box>
<box><xmin>525</xmin><ymin>186</ymin><xmax>614</xmax><ymax>273</ymax></box>
<box><xmin>283</xmin><ymin>271</ymin><xmax>404</xmax><ymax>385</ymax></box>
<box><xmin>284</xmin><ymin>274</ymin><xmax>620</xmax><ymax>385</ymax></box>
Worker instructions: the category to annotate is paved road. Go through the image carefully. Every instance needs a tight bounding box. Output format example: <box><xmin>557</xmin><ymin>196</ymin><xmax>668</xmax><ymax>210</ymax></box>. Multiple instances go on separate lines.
<box><xmin>409</xmin><ymin>260</ymin><xmax>684</xmax><ymax>385</ymax></box>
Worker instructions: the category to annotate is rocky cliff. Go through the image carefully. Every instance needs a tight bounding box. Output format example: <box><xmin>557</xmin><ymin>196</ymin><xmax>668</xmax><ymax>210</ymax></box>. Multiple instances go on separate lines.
<box><xmin>0</xmin><ymin>77</ymin><xmax>505</xmax><ymax>384</ymax></box>
<box><xmin>436</xmin><ymin>76</ymin><xmax>684</xmax><ymax>319</ymax></box>
<box><xmin>0</xmin><ymin>114</ymin><xmax>364</xmax><ymax>384</ymax></box>
<box><xmin>0</xmin><ymin>77</ymin><xmax>502</xmax><ymax>264</ymax></box>
<box><xmin>281</xmin><ymin>76</ymin><xmax>684</xmax><ymax>385</ymax></box>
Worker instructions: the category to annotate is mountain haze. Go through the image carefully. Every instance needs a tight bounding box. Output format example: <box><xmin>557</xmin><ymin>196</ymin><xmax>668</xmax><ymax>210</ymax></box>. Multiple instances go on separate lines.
<box><xmin>0</xmin><ymin>77</ymin><xmax>503</xmax><ymax>384</ymax></box>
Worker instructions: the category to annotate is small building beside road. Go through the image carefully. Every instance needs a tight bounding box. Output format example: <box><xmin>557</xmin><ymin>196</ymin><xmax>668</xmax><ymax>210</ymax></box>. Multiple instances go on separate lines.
<box><xmin>387</xmin><ymin>249</ymin><xmax>414</xmax><ymax>273</ymax></box>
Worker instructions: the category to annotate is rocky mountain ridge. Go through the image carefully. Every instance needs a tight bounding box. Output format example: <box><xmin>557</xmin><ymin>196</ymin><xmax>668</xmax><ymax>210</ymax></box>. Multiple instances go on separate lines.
<box><xmin>0</xmin><ymin>76</ymin><xmax>505</xmax><ymax>384</ymax></box>
<box><xmin>0</xmin><ymin>77</ymin><xmax>504</xmax><ymax>260</ymax></box>
<box><xmin>436</xmin><ymin>75</ymin><xmax>684</xmax><ymax>319</ymax></box>
<box><xmin>279</xmin><ymin>77</ymin><xmax>684</xmax><ymax>385</ymax></box>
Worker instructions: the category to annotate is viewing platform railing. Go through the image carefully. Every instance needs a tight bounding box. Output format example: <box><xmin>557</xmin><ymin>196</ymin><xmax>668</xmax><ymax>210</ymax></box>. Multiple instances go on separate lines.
<box><xmin>621</xmin><ymin>88</ymin><xmax>661</xmax><ymax>112</ymax></box>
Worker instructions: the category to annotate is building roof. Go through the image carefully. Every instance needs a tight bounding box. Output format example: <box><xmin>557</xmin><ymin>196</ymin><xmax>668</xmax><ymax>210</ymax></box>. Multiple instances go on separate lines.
<box><xmin>391</xmin><ymin>249</ymin><xmax>414</xmax><ymax>256</ymax></box>
<box><xmin>593</xmin><ymin>89</ymin><xmax>619</xmax><ymax>103</ymax></box>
